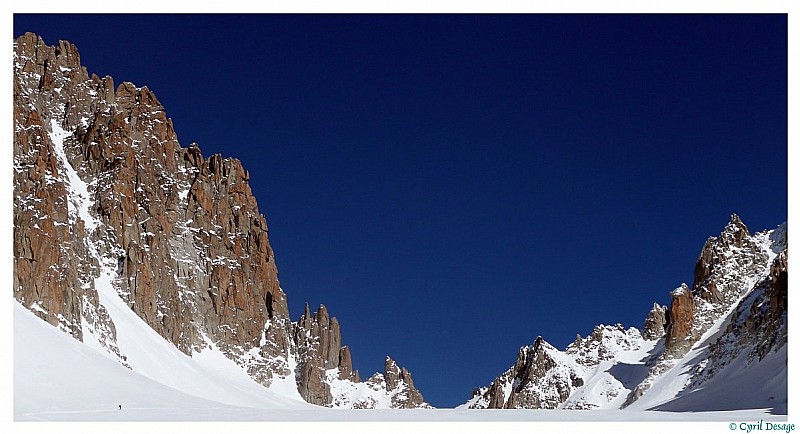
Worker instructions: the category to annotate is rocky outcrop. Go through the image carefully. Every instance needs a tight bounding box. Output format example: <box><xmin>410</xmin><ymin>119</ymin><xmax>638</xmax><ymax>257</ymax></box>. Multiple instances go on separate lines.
<box><xmin>14</xmin><ymin>33</ymin><xmax>89</xmax><ymax>341</ymax></box>
<box><xmin>694</xmin><ymin>215</ymin><xmax>769</xmax><ymax>308</ymax></box>
<box><xmin>466</xmin><ymin>215</ymin><xmax>786</xmax><ymax>411</ymax></box>
<box><xmin>566</xmin><ymin>324</ymin><xmax>643</xmax><ymax>366</ymax></box>
<box><xmin>686</xmin><ymin>246</ymin><xmax>787</xmax><ymax>394</ymax></box>
<box><xmin>622</xmin><ymin>215</ymin><xmax>783</xmax><ymax>408</ymax></box>
<box><xmin>469</xmin><ymin>336</ymin><xmax>580</xmax><ymax>409</ymax></box>
<box><xmin>642</xmin><ymin>303</ymin><xmax>668</xmax><ymax>340</ymax></box>
<box><xmin>383</xmin><ymin>356</ymin><xmax>426</xmax><ymax>408</ymax></box>
<box><xmin>338</xmin><ymin>346</ymin><xmax>358</xmax><ymax>382</ymax></box>
<box><xmin>330</xmin><ymin>356</ymin><xmax>430</xmax><ymax>409</ymax></box>
<box><xmin>13</xmin><ymin>32</ymin><xmax>428</xmax><ymax>409</ymax></box>
<box><xmin>662</xmin><ymin>214</ymin><xmax>774</xmax><ymax>358</ymax></box>
<box><xmin>665</xmin><ymin>284</ymin><xmax>694</xmax><ymax>354</ymax></box>
<box><xmin>291</xmin><ymin>304</ymin><xmax>431</xmax><ymax>408</ymax></box>
<box><xmin>466</xmin><ymin>324</ymin><xmax>646</xmax><ymax>410</ymax></box>
<box><xmin>293</xmin><ymin>304</ymin><xmax>361</xmax><ymax>405</ymax></box>
<box><xmin>752</xmin><ymin>250</ymin><xmax>787</xmax><ymax>360</ymax></box>
<box><xmin>14</xmin><ymin>32</ymin><xmax>291</xmax><ymax>383</ymax></box>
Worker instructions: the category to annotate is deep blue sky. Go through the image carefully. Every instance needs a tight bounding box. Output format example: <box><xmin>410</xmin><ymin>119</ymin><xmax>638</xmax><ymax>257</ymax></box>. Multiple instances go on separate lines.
<box><xmin>14</xmin><ymin>14</ymin><xmax>787</xmax><ymax>408</ymax></box>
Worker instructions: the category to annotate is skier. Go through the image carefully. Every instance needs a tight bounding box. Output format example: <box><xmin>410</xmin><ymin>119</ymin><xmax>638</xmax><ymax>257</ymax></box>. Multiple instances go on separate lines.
<box><xmin>119</xmin><ymin>404</ymin><xmax>122</xmax><ymax>410</ymax></box>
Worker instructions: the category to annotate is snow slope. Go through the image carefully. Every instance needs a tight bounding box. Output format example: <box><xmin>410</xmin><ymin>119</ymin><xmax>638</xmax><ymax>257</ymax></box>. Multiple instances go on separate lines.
<box><xmin>14</xmin><ymin>301</ymin><xmax>312</xmax><ymax>420</ymax></box>
<box><xmin>563</xmin><ymin>337</ymin><xmax>658</xmax><ymax>410</ymax></box>
<box><xmin>626</xmin><ymin>224</ymin><xmax>788</xmax><ymax>413</ymax></box>
<box><xmin>28</xmin><ymin>118</ymin><xmax>311</xmax><ymax>411</ymax></box>
<box><xmin>627</xmin><ymin>272</ymin><xmax>788</xmax><ymax>413</ymax></box>
<box><xmin>464</xmin><ymin>220</ymin><xmax>789</xmax><ymax>415</ymax></box>
<box><xmin>649</xmin><ymin>345</ymin><xmax>787</xmax><ymax>414</ymax></box>
<box><xmin>13</xmin><ymin>300</ymin><xmax>788</xmax><ymax>423</ymax></box>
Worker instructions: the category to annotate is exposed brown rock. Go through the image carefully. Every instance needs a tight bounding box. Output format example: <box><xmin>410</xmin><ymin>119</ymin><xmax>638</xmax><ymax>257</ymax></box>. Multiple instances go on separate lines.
<box><xmin>13</xmin><ymin>32</ymin><xmax>430</xmax><ymax>409</ymax></box>
<box><xmin>486</xmin><ymin>382</ymin><xmax>506</xmax><ymax>409</ymax></box>
<box><xmin>14</xmin><ymin>30</ymin><xmax>291</xmax><ymax>385</ymax></box>
<box><xmin>383</xmin><ymin>356</ymin><xmax>427</xmax><ymax>408</ymax></box>
<box><xmin>689</xmin><ymin>244</ymin><xmax>787</xmax><ymax>391</ymax></box>
<box><xmin>665</xmin><ymin>284</ymin><xmax>695</xmax><ymax>353</ymax></box>
<box><xmin>624</xmin><ymin>216</ymin><xmax>780</xmax><ymax>407</ymax></box>
<box><xmin>384</xmin><ymin>356</ymin><xmax>402</xmax><ymax>391</ymax></box>
<box><xmin>298</xmin><ymin>362</ymin><xmax>332</xmax><ymax>406</ymax></box>
<box><xmin>293</xmin><ymin>304</ymin><xmax>365</xmax><ymax>404</ymax></box>
<box><xmin>338</xmin><ymin>346</ymin><xmax>359</xmax><ymax>382</ymax></box>
<box><xmin>755</xmin><ymin>251</ymin><xmax>787</xmax><ymax>360</ymax></box>
<box><xmin>693</xmin><ymin>214</ymin><xmax>764</xmax><ymax>305</ymax></box>
<box><xmin>13</xmin><ymin>33</ymin><xmax>85</xmax><ymax>341</ymax></box>
<box><xmin>477</xmin><ymin>336</ymin><xmax>585</xmax><ymax>409</ymax></box>
<box><xmin>642</xmin><ymin>303</ymin><xmax>668</xmax><ymax>340</ymax></box>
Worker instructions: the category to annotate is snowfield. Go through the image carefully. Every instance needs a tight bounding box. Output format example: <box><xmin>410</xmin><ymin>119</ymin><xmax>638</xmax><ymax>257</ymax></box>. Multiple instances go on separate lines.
<box><xmin>626</xmin><ymin>293</ymin><xmax>788</xmax><ymax>414</ymax></box>
<box><xmin>13</xmin><ymin>302</ymin><xmax>789</xmax><ymax>424</ymax></box>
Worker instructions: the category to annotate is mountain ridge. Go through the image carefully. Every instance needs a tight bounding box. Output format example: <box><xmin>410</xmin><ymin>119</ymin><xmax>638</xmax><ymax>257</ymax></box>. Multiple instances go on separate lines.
<box><xmin>463</xmin><ymin>214</ymin><xmax>787</xmax><ymax>412</ymax></box>
<box><xmin>12</xmin><ymin>32</ymin><xmax>787</xmax><ymax>415</ymax></box>
<box><xmin>13</xmin><ymin>32</ymin><xmax>429</xmax><ymax>410</ymax></box>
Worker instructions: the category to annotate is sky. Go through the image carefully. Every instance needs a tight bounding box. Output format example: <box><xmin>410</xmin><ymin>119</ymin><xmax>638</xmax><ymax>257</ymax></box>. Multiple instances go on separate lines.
<box><xmin>12</xmin><ymin>13</ymin><xmax>788</xmax><ymax>408</ymax></box>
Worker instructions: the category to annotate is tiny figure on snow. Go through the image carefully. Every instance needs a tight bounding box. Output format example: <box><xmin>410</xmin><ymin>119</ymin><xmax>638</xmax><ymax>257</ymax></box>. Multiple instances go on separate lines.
<box><xmin>119</xmin><ymin>404</ymin><xmax>122</xmax><ymax>410</ymax></box>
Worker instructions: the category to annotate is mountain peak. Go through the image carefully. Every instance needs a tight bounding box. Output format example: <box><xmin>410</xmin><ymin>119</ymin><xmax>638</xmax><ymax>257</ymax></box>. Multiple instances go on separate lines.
<box><xmin>465</xmin><ymin>215</ymin><xmax>786</xmax><ymax>412</ymax></box>
<box><xmin>13</xmin><ymin>32</ymin><xmax>429</xmax><ymax>411</ymax></box>
<box><xmin>722</xmin><ymin>212</ymin><xmax>749</xmax><ymax>242</ymax></box>
<box><xmin>642</xmin><ymin>302</ymin><xmax>668</xmax><ymax>340</ymax></box>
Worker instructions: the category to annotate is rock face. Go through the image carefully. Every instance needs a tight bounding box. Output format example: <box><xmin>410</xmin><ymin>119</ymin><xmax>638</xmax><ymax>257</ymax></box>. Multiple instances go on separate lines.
<box><xmin>664</xmin><ymin>284</ymin><xmax>694</xmax><ymax>353</ymax></box>
<box><xmin>641</xmin><ymin>303</ymin><xmax>668</xmax><ymax>340</ymax></box>
<box><xmin>623</xmin><ymin>214</ymin><xmax>783</xmax><ymax>407</ymax></box>
<box><xmin>13</xmin><ymin>33</ymin><xmax>428</xmax><ymax>409</ymax></box>
<box><xmin>293</xmin><ymin>303</ymin><xmax>358</xmax><ymax>405</ymax></box>
<box><xmin>14</xmin><ymin>30</ymin><xmax>288</xmax><ymax>381</ymax></box>
<box><xmin>466</xmin><ymin>326</ymin><xmax>642</xmax><ymax>409</ymax></box>
<box><xmin>322</xmin><ymin>355</ymin><xmax>430</xmax><ymax>409</ymax></box>
<box><xmin>688</xmin><ymin>249</ymin><xmax>788</xmax><ymax>390</ymax></box>
<box><xmin>464</xmin><ymin>215</ymin><xmax>787</xmax><ymax>411</ymax></box>
<box><xmin>499</xmin><ymin>337</ymin><xmax>585</xmax><ymax>409</ymax></box>
<box><xmin>382</xmin><ymin>356</ymin><xmax>427</xmax><ymax>408</ymax></box>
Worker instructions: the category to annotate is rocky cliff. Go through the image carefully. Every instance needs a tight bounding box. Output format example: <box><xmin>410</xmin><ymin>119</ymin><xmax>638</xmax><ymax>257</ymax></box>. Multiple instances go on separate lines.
<box><xmin>622</xmin><ymin>214</ymin><xmax>786</xmax><ymax>407</ymax></box>
<box><xmin>13</xmin><ymin>32</ymin><xmax>428</xmax><ymax>409</ymax></box>
<box><xmin>463</xmin><ymin>214</ymin><xmax>787</xmax><ymax>411</ymax></box>
<box><xmin>465</xmin><ymin>324</ymin><xmax>645</xmax><ymax>409</ymax></box>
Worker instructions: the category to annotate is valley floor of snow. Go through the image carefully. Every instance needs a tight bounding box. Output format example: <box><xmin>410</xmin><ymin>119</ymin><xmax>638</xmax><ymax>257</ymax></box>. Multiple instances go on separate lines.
<box><xmin>13</xmin><ymin>302</ymin><xmax>789</xmax><ymax>423</ymax></box>
<box><xmin>13</xmin><ymin>408</ymin><xmax>789</xmax><ymax>422</ymax></box>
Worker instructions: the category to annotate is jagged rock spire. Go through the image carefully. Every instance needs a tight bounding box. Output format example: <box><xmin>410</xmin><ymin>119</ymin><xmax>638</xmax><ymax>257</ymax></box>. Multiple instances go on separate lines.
<box><xmin>13</xmin><ymin>33</ymin><xmax>430</xmax><ymax>410</ymax></box>
<box><xmin>381</xmin><ymin>356</ymin><xmax>427</xmax><ymax>408</ymax></box>
<box><xmin>665</xmin><ymin>283</ymin><xmax>694</xmax><ymax>353</ymax></box>
<box><xmin>642</xmin><ymin>302</ymin><xmax>668</xmax><ymax>340</ymax></box>
<box><xmin>467</xmin><ymin>214</ymin><xmax>786</xmax><ymax>411</ymax></box>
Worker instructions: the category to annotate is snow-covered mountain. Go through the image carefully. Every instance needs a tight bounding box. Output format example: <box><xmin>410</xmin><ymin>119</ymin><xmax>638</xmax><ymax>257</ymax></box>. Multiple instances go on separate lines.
<box><xmin>14</xmin><ymin>296</ymin><xmax>313</xmax><ymax>420</ymax></box>
<box><xmin>15</xmin><ymin>299</ymin><xmax>786</xmax><ymax>422</ymax></box>
<box><xmin>13</xmin><ymin>32</ymin><xmax>429</xmax><ymax>412</ymax></box>
<box><xmin>12</xmin><ymin>32</ymin><xmax>787</xmax><ymax>419</ymax></box>
<box><xmin>462</xmin><ymin>215</ymin><xmax>787</xmax><ymax>413</ymax></box>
